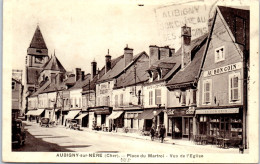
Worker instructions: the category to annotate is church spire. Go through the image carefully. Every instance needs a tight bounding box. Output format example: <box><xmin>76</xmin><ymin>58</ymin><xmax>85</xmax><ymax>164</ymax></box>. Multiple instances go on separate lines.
<box><xmin>29</xmin><ymin>25</ymin><xmax>47</xmax><ymax>49</ymax></box>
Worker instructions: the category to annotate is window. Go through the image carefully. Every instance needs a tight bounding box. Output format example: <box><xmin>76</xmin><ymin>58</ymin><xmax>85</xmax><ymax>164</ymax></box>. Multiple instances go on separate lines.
<box><xmin>138</xmin><ymin>90</ymin><xmax>141</xmax><ymax>105</ymax></box>
<box><xmin>229</xmin><ymin>73</ymin><xmax>241</xmax><ymax>103</ymax></box>
<box><xmin>149</xmin><ymin>91</ymin><xmax>153</xmax><ymax>105</ymax></box>
<box><xmin>120</xmin><ymin>94</ymin><xmax>124</xmax><ymax>106</ymax></box>
<box><xmin>12</xmin><ymin>81</ymin><xmax>15</xmax><ymax>90</ymax></box>
<box><xmin>215</xmin><ymin>46</ymin><xmax>225</xmax><ymax>63</ymax></box>
<box><xmin>155</xmin><ymin>89</ymin><xmax>161</xmax><ymax>105</ymax></box>
<box><xmin>82</xmin><ymin>97</ymin><xmax>86</xmax><ymax>107</ymax></box>
<box><xmin>35</xmin><ymin>56</ymin><xmax>44</xmax><ymax>64</ymax></box>
<box><xmin>115</xmin><ymin>95</ymin><xmax>118</xmax><ymax>107</ymax></box>
<box><xmin>202</xmin><ymin>79</ymin><xmax>212</xmax><ymax>105</ymax></box>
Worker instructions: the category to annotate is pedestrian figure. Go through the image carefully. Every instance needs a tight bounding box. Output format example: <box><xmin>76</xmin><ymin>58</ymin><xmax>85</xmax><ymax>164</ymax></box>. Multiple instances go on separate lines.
<box><xmin>159</xmin><ymin>124</ymin><xmax>166</xmax><ymax>143</ymax></box>
<box><xmin>113</xmin><ymin>123</ymin><xmax>116</xmax><ymax>132</ymax></box>
<box><xmin>150</xmin><ymin>126</ymin><xmax>155</xmax><ymax>141</ymax></box>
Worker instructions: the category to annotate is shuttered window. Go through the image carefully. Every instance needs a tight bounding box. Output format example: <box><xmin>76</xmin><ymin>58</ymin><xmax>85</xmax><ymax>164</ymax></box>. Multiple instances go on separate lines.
<box><xmin>229</xmin><ymin>73</ymin><xmax>240</xmax><ymax>103</ymax></box>
<box><xmin>120</xmin><ymin>94</ymin><xmax>123</xmax><ymax>106</ymax></box>
<box><xmin>155</xmin><ymin>89</ymin><xmax>161</xmax><ymax>105</ymax></box>
<box><xmin>115</xmin><ymin>95</ymin><xmax>118</xmax><ymax>107</ymax></box>
<box><xmin>149</xmin><ymin>91</ymin><xmax>153</xmax><ymax>105</ymax></box>
<box><xmin>203</xmin><ymin>79</ymin><xmax>212</xmax><ymax>104</ymax></box>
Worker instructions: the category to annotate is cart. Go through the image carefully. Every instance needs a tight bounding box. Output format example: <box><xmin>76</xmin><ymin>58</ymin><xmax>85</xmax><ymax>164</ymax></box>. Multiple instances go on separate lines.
<box><xmin>40</xmin><ymin>118</ymin><xmax>54</xmax><ymax>128</ymax></box>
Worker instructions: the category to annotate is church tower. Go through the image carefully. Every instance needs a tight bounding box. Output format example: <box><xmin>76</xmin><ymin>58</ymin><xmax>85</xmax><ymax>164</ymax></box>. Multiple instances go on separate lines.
<box><xmin>25</xmin><ymin>25</ymin><xmax>49</xmax><ymax>95</ymax></box>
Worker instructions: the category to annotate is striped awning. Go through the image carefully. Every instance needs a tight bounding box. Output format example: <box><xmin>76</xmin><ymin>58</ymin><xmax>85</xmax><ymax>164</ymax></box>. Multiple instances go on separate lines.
<box><xmin>65</xmin><ymin>110</ymin><xmax>81</xmax><ymax>120</ymax></box>
<box><xmin>107</xmin><ymin>111</ymin><xmax>124</xmax><ymax>120</ymax></box>
<box><xmin>75</xmin><ymin>113</ymin><xmax>88</xmax><ymax>120</ymax></box>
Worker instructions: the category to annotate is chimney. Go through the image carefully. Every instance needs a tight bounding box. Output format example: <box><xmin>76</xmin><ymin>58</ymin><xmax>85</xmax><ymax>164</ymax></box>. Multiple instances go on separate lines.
<box><xmin>51</xmin><ymin>73</ymin><xmax>56</xmax><ymax>83</ymax></box>
<box><xmin>181</xmin><ymin>24</ymin><xmax>191</xmax><ymax>69</ymax></box>
<box><xmin>81</xmin><ymin>71</ymin><xmax>85</xmax><ymax>81</ymax></box>
<box><xmin>91</xmin><ymin>59</ymin><xmax>97</xmax><ymax>80</ymax></box>
<box><xmin>149</xmin><ymin>45</ymin><xmax>159</xmax><ymax>67</ymax></box>
<box><xmin>159</xmin><ymin>46</ymin><xmax>170</xmax><ymax>60</ymax></box>
<box><xmin>75</xmin><ymin>68</ymin><xmax>81</xmax><ymax>81</ymax></box>
<box><xmin>124</xmin><ymin>44</ymin><xmax>133</xmax><ymax>67</ymax></box>
<box><xmin>208</xmin><ymin>18</ymin><xmax>214</xmax><ymax>31</ymax></box>
<box><xmin>105</xmin><ymin>49</ymin><xmax>111</xmax><ymax>73</ymax></box>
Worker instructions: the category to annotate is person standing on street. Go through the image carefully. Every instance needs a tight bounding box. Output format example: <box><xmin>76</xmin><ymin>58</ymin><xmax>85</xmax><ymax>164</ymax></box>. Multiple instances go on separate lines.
<box><xmin>150</xmin><ymin>126</ymin><xmax>155</xmax><ymax>141</ymax></box>
<box><xmin>159</xmin><ymin>124</ymin><xmax>166</xmax><ymax>143</ymax></box>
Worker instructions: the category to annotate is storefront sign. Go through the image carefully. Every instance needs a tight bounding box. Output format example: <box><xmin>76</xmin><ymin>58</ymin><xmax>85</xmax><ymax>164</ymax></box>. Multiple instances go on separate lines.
<box><xmin>203</xmin><ymin>62</ymin><xmax>242</xmax><ymax>77</ymax></box>
<box><xmin>196</xmin><ymin>108</ymin><xmax>239</xmax><ymax>114</ymax></box>
<box><xmin>167</xmin><ymin>108</ymin><xmax>194</xmax><ymax>116</ymax></box>
<box><xmin>147</xmin><ymin>83</ymin><xmax>164</xmax><ymax>89</ymax></box>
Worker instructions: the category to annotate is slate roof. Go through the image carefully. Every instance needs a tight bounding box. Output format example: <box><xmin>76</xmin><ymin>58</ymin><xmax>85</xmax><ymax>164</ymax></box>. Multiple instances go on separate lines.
<box><xmin>30</xmin><ymin>80</ymin><xmax>51</xmax><ymax>97</ymax></box>
<box><xmin>26</xmin><ymin>67</ymin><xmax>42</xmax><ymax>84</ymax></box>
<box><xmin>166</xmin><ymin>34</ymin><xmax>208</xmax><ymax>86</ymax></box>
<box><xmin>97</xmin><ymin>55</ymin><xmax>125</xmax><ymax>82</ymax></box>
<box><xmin>41</xmin><ymin>54</ymin><xmax>66</xmax><ymax>72</ymax></box>
<box><xmin>69</xmin><ymin>74</ymin><xmax>92</xmax><ymax>90</ymax></box>
<box><xmin>114</xmin><ymin>52</ymin><xmax>149</xmax><ymax>88</ymax></box>
<box><xmin>29</xmin><ymin>25</ymin><xmax>47</xmax><ymax>49</ymax></box>
<box><xmin>217</xmin><ymin>6</ymin><xmax>249</xmax><ymax>50</ymax></box>
<box><xmin>98</xmin><ymin>52</ymin><xmax>147</xmax><ymax>83</ymax></box>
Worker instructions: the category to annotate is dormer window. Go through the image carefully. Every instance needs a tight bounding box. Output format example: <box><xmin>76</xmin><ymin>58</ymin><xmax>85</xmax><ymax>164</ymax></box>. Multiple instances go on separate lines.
<box><xmin>157</xmin><ymin>68</ymin><xmax>162</xmax><ymax>80</ymax></box>
<box><xmin>148</xmin><ymin>70</ymin><xmax>153</xmax><ymax>82</ymax></box>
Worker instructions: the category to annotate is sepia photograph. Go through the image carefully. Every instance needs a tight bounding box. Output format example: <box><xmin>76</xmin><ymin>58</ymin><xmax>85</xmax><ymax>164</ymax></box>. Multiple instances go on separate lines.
<box><xmin>2</xmin><ymin>0</ymin><xmax>259</xmax><ymax>163</ymax></box>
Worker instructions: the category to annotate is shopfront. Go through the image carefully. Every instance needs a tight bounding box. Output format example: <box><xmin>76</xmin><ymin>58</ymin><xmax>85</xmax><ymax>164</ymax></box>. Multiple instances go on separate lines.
<box><xmin>167</xmin><ymin>107</ymin><xmax>195</xmax><ymax>140</ymax></box>
<box><xmin>88</xmin><ymin>107</ymin><xmax>112</xmax><ymax>130</ymax></box>
<box><xmin>137</xmin><ymin>109</ymin><xmax>163</xmax><ymax>132</ymax></box>
<box><xmin>107</xmin><ymin>110</ymin><xmax>124</xmax><ymax>131</ymax></box>
<box><xmin>195</xmin><ymin>107</ymin><xmax>243</xmax><ymax>147</ymax></box>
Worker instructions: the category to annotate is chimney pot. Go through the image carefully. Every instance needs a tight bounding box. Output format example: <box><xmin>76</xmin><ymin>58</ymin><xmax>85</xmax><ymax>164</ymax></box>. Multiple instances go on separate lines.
<box><xmin>75</xmin><ymin>68</ymin><xmax>81</xmax><ymax>81</ymax></box>
<box><xmin>91</xmin><ymin>60</ymin><xmax>97</xmax><ymax>80</ymax></box>
<box><xmin>105</xmin><ymin>49</ymin><xmax>111</xmax><ymax>73</ymax></box>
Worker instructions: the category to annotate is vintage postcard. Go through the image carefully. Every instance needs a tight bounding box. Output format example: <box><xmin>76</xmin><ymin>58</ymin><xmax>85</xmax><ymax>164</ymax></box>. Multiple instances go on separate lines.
<box><xmin>2</xmin><ymin>0</ymin><xmax>259</xmax><ymax>163</ymax></box>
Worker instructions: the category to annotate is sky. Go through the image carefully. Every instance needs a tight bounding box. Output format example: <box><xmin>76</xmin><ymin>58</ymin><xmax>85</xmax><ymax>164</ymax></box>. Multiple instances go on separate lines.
<box><xmin>6</xmin><ymin>0</ymin><xmax>250</xmax><ymax>83</ymax></box>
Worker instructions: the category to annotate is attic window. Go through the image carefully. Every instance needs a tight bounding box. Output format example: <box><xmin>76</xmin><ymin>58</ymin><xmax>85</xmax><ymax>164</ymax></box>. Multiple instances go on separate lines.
<box><xmin>215</xmin><ymin>46</ymin><xmax>225</xmax><ymax>63</ymax></box>
<box><xmin>157</xmin><ymin>69</ymin><xmax>162</xmax><ymax>80</ymax></box>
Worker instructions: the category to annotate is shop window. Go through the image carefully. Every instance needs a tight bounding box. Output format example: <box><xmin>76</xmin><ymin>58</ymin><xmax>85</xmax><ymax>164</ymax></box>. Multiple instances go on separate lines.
<box><xmin>215</xmin><ymin>46</ymin><xmax>225</xmax><ymax>63</ymax></box>
<box><xmin>202</xmin><ymin>79</ymin><xmax>212</xmax><ymax>105</ymax></box>
<box><xmin>229</xmin><ymin>73</ymin><xmax>241</xmax><ymax>103</ymax></box>
<box><xmin>149</xmin><ymin>91</ymin><xmax>153</xmax><ymax>105</ymax></box>
<box><xmin>115</xmin><ymin>95</ymin><xmax>118</xmax><ymax>107</ymax></box>
<box><xmin>155</xmin><ymin>89</ymin><xmax>161</xmax><ymax>105</ymax></box>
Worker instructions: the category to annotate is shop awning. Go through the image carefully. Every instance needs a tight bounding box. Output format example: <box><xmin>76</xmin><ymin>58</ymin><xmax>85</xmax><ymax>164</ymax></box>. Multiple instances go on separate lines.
<box><xmin>25</xmin><ymin>109</ymin><xmax>45</xmax><ymax>116</ymax></box>
<box><xmin>75</xmin><ymin>113</ymin><xmax>88</xmax><ymax>120</ymax></box>
<box><xmin>136</xmin><ymin>109</ymin><xmax>154</xmax><ymax>120</ymax></box>
<box><xmin>33</xmin><ymin>109</ymin><xmax>45</xmax><ymax>116</ymax></box>
<box><xmin>196</xmin><ymin>108</ymin><xmax>239</xmax><ymax>114</ymax></box>
<box><xmin>137</xmin><ymin>109</ymin><xmax>163</xmax><ymax>120</ymax></box>
<box><xmin>25</xmin><ymin>110</ymin><xmax>34</xmax><ymax>115</ymax></box>
<box><xmin>65</xmin><ymin>110</ymin><xmax>81</xmax><ymax>120</ymax></box>
<box><xmin>107</xmin><ymin>111</ymin><xmax>124</xmax><ymax>120</ymax></box>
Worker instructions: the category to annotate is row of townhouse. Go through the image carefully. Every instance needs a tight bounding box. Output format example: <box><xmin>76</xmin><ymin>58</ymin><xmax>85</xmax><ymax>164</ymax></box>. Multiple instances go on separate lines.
<box><xmin>25</xmin><ymin>6</ymin><xmax>249</xmax><ymax>148</ymax></box>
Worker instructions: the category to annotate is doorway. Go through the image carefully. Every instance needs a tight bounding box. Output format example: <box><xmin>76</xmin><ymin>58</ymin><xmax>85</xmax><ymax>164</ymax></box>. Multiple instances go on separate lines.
<box><xmin>172</xmin><ymin>117</ymin><xmax>182</xmax><ymax>139</ymax></box>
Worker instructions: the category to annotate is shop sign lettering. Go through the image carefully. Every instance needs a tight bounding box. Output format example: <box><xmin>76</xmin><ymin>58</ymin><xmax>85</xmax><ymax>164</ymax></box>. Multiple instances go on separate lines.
<box><xmin>147</xmin><ymin>83</ymin><xmax>164</xmax><ymax>89</ymax></box>
<box><xmin>196</xmin><ymin>108</ymin><xmax>239</xmax><ymax>114</ymax></box>
<box><xmin>203</xmin><ymin>62</ymin><xmax>242</xmax><ymax>77</ymax></box>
